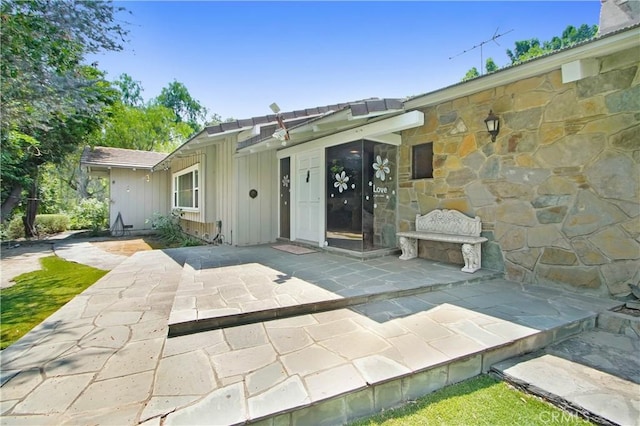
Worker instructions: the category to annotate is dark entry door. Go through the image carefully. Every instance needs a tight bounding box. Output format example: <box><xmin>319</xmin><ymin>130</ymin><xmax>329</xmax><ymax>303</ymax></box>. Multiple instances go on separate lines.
<box><xmin>279</xmin><ymin>157</ymin><xmax>290</xmax><ymax>239</ymax></box>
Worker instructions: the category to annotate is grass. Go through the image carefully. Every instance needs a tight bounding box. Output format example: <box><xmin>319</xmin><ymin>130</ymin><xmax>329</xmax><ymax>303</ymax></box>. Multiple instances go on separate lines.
<box><xmin>351</xmin><ymin>374</ymin><xmax>593</xmax><ymax>426</ymax></box>
<box><xmin>0</xmin><ymin>256</ymin><xmax>107</xmax><ymax>349</ymax></box>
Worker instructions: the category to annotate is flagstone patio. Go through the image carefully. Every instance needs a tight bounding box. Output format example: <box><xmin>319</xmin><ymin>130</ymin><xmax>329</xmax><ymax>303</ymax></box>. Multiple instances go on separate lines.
<box><xmin>0</xmin><ymin>244</ymin><xmax>628</xmax><ymax>425</ymax></box>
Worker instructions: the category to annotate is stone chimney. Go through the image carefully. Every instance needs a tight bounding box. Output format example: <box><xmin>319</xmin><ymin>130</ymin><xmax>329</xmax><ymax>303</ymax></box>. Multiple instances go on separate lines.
<box><xmin>599</xmin><ymin>0</ymin><xmax>640</xmax><ymax>35</ymax></box>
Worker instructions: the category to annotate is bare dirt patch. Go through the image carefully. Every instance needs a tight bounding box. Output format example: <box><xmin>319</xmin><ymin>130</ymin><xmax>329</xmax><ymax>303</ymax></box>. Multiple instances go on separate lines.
<box><xmin>89</xmin><ymin>238</ymin><xmax>155</xmax><ymax>256</ymax></box>
<box><xmin>1</xmin><ymin>234</ymin><xmax>167</xmax><ymax>289</ymax></box>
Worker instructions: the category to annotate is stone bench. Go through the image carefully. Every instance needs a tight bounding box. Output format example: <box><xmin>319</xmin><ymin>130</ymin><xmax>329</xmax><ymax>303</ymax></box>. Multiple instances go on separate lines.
<box><xmin>396</xmin><ymin>209</ymin><xmax>487</xmax><ymax>273</ymax></box>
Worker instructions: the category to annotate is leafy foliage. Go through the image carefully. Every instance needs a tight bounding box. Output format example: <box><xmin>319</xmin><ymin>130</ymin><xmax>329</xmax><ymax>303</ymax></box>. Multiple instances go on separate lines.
<box><xmin>506</xmin><ymin>24</ymin><xmax>599</xmax><ymax>64</ymax></box>
<box><xmin>154</xmin><ymin>80</ymin><xmax>208</xmax><ymax>133</ymax></box>
<box><xmin>0</xmin><ymin>0</ymin><xmax>127</xmax><ymax>133</ymax></box>
<box><xmin>485</xmin><ymin>57</ymin><xmax>498</xmax><ymax>73</ymax></box>
<box><xmin>35</xmin><ymin>214</ymin><xmax>69</xmax><ymax>235</ymax></box>
<box><xmin>3</xmin><ymin>214</ymin><xmax>69</xmax><ymax>240</ymax></box>
<box><xmin>38</xmin><ymin>155</ymin><xmax>108</xmax><ymax>214</ymax></box>
<box><xmin>4</xmin><ymin>216</ymin><xmax>26</xmax><ymax>240</ymax></box>
<box><xmin>461</xmin><ymin>57</ymin><xmax>499</xmax><ymax>81</ymax></box>
<box><xmin>114</xmin><ymin>73</ymin><xmax>144</xmax><ymax>107</ymax></box>
<box><xmin>149</xmin><ymin>210</ymin><xmax>202</xmax><ymax>247</ymax></box>
<box><xmin>0</xmin><ymin>0</ymin><xmax>128</xmax><ymax>226</ymax></box>
<box><xmin>68</xmin><ymin>198</ymin><xmax>108</xmax><ymax>233</ymax></box>
<box><xmin>461</xmin><ymin>24</ymin><xmax>598</xmax><ymax>80</ymax></box>
<box><xmin>462</xmin><ymin>67</ymin><xmax>480</xmax><ymax>82</ymax></box>
<box><xmin>90</xmin><ymin>101</ymin><xmax>192</xmax><ymax>152</ymax></box>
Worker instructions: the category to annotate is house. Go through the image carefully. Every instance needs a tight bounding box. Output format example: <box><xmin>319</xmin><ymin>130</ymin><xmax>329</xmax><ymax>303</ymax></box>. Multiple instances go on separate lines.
<box><xmin>80</xmin><ymin>146</ymin><xmax>170</xmax><ymax>231</ymax></box>
<box><xmin>82</xmin><ymin>13</ymin><xmax>639</xmax><ymax>297</ymax></box>
<box><xmin>151</xmin><ymin>98</ymin><xmax>423</xmax><ymax>248</ymax></box>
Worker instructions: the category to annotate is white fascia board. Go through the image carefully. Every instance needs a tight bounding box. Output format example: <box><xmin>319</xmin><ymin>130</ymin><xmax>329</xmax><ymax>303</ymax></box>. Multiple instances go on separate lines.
<box><xmin>153</xmin><ymin>129</ymin><xmax>242</xmax><ymax>171</ymax></box>
<box><xmin>206</xmin><ymin>126</ymin><xmax>252</xmax><ymax>139</ymax></box>
<box><xmin>237</xmin><ymin>126</ymin><xmax>261</xmax><ymax>142</ymax></box>
<box><xmin>236</xmin><ymin>113</ymin><xmax>329</xmax><ymax>142</ymax></box>
<box><xmin>83</xmin><ymin>162</ymin><xmax>154</xmax><ymax>170</ymax></box>
<box><xmin>366</xmin><ymin>133</ymin><xmax>402</xmax><ymax>145</ymax></box>
<box><xmin>404</xmin><ymin>27</ymin><xmax>640</xmax><ymax>111</ymax></box>
<box><xmin>311</xmin><ymin>110</ymin><xmax>352</xmax><ymax>131</ymax></box>
<box><xmin>347</xmin><ymin>108</ymin><xmax>403</xmax><ymax>121</ymax></box>
<box><xmin>275</xmin><ymin>111</ymin><xmax>423</xmax><ymax>159</ymax></box>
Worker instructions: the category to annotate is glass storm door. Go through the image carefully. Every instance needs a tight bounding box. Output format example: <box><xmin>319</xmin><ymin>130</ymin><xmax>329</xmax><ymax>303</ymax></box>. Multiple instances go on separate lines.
<box><xmin>326</xmin><ymin>140</ymin><xmax>397</xmax><ymax>251</ymax></box>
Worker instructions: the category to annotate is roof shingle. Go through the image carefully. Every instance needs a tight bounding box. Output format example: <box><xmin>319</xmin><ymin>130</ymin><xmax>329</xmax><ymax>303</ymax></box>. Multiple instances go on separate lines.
<box><xmin>81</xmin><ymin>146</ymin><xmax>168</xmax><ymax>169</ymax></box>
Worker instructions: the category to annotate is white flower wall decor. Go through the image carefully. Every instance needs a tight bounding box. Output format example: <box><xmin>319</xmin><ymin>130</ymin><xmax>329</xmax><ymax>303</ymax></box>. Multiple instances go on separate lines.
<box><xmin>334</xmin><ymin>171</ymin><xmax>349</xmax><ymax>193</ymax></box>
<box><xmin>373</xmin><ymin>155</ymin><xmax>390</xmax><ymax>181</ymax></box>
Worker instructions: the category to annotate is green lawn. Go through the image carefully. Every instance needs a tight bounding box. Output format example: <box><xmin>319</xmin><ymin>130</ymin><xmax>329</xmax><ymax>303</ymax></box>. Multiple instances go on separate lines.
<box><xmin>351</xmin><ymin>374</ymin><xmax>592</xmax><ymax>426</ymax></box>
<box><xmin>0</xmin><ymin>256</ymin><xmax>107</xmax><ymax>349</ymax></box>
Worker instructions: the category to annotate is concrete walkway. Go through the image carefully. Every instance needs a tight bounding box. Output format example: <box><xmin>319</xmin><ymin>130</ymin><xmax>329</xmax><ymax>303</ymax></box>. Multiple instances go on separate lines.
<box><xmin>1</xmin><ymin>232</ymin><xmax>129</xmax><ymax>289</ymax></box>
<box><xmin>0</xmin><ymin>244</ymin><xmax>635</xmax><ymax>425</ymax></box>
<box><xmin>1</xmin><ymin>249</ymin><xmax>184</xmax><ymax>425</ymax></box>
<box><xmin>53</xmin><ymin>240</ymin><xmax>129</xmax><ymax>271</ymax></box>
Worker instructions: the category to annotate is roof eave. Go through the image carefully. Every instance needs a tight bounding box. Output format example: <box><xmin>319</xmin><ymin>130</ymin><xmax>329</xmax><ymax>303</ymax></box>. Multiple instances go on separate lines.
<box><xmin>81</xmin><ymin>162</ymin><xmax>157</xmax><ymax>169</ymax></box>
<box><xmin>236</xmin><ymin>108</ymin><xmax>406</xmax><ymax>155</ymax></box>
<box><xmin>405</xmin><ymin>26</ymin><xmax>640</xmax><ymax>110</ymax></box>
<box><xmin>152</xmin><ymin>127</ymin><xmax>242</xmax><ymax>171</ymax></box>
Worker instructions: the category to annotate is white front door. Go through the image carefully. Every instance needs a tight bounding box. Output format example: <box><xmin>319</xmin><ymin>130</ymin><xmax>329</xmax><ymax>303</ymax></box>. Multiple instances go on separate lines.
<box><xmin>296</xmin><ymin>150</ymin><xmax>321</xmax><ymax>242</ymax></box>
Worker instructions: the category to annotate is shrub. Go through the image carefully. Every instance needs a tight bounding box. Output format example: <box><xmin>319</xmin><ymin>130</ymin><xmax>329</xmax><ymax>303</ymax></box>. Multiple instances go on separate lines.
<box><xmin>36</xmin><ymin>214</ymin><xmax>69</xmax><ymax>235</ymax></box>
<box><xmin>69</xmin><ymin>198</ymin><xmax>108</xmax><ymax>233</ymax></box>
<box><xmin>2</xmin><ymin>214</ymin><xmax>69</xmax><ymax>240</ymax></box>
<box><xmin>5</xmin><ymin>216</ymin><xmax>25</xmax><ymax>240</ymax></box>
<box><xmin>149</xmin><ymin>210</ymin><xmax>202</xmax><ymax>247</ymax></box>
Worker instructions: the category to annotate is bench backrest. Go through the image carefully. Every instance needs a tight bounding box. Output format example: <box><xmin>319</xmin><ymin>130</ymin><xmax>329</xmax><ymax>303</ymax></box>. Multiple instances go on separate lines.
<box><xmin>415</xmin><ymin>209</ymin><xmax>482</xmax><ymax>237</ymax></box>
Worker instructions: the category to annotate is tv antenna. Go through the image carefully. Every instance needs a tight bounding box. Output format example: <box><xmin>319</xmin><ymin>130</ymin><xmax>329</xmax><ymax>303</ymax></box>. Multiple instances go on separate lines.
<box><xmin>449</xmin><ymin>27</ymin><xmax>514</xmax><ymax>75</ymax></box>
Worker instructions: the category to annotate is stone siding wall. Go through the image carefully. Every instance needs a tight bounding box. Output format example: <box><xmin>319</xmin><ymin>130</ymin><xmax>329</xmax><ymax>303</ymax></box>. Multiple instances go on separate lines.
<box><xmin>399</xmin><ymin>46</ymin><xmax>639</xmax><ymax>297</ymax></box>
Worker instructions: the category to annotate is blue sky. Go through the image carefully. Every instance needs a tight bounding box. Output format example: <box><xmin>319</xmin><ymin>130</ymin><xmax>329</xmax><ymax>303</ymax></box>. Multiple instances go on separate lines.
<box><xmin>91</xmin><ymin>1</ymin><xmax>602</xmax><ymax>121</ymax></box>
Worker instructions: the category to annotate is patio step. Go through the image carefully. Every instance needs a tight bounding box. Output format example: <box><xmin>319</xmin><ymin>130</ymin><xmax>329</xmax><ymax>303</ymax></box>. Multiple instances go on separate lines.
<box><xmin>167</xmin><ymin>256</ymin><xmax>502</xmax><ymax>337</ymax></box>
<box><xmin>491</xmin><ymin>329</ymin><xmax>640</xmax><ymax>426</ymax></box>
<box><xmin>156</xmin><ymin>246</ymin><xmax>624</xmax><ymax>424</ymax></box>
<box><xmin>161</xmin><ymin>311</ymin><xmax>600</xmax><ymax>425</ymax></box>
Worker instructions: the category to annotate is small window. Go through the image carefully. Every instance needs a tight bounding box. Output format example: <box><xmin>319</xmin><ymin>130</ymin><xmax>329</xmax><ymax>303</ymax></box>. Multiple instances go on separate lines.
<box><xmin>172</xmin><ymin>164</ymin><xmax>200</xmax><ymax>210</ymax></box>
<box><xmin>412</xmin><ymin>143</ymin><xmax>433</xmax><ymax>179</ymax></box>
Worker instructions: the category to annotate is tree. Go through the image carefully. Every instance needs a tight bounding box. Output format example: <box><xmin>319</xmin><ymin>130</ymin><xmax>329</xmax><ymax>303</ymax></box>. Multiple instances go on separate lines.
<box><xmin>0</xmin><ymin>0</ymin><xmax>127</xmax><ymax>134</ymax></box>
<box><xmin>506</xmin><ymin>38</ymin><xmax>541</xmax><ymax>63</ymax></box>
<box><xmin>461</xmin><ymin>23</ymin><xmax>599</xmax><ymax>80</ymax></box>
<box><xmin>114</xmin><ymin>73</ymin><xmax>144</xmax><ymax>107</ymax></box>
<box><xmin>485</xmin><ymin>57</ymin><xmax>498</xmax><ymax>73</ymax></box>
<box><xmin>91</xmin><ymin>102</ymin><xmax>193</xmax><ymax>152</ymax></box>
<box><xmin>462</xmin><ymin>67</ymin><xmax>480</xmax><ymax>82</ymax></box>
<box><xmin>461</xmin><ymin>58</ymin><xmax>497</xmax><ymax>82</ymax></box>
<box><xmin>154</xmin><ymin>80</ymin><xmax>208</xmax><ymax>133</ymax></box>
<box><xmin>0</xmin><ymin>0</ymin><xmax>128</xmax><ymax>231</ymax></box>
<box><xmin>506</xmin><ymin>24</ymin><xmax>598</xmax><ymax>64</ymax></box>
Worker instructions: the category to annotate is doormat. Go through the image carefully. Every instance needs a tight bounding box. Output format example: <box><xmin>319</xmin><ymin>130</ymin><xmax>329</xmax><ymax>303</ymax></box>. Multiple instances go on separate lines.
<box><xmin>272</xmin><ymin>244</ymin><xmax>317</xmax><ymax>255</ymax></box>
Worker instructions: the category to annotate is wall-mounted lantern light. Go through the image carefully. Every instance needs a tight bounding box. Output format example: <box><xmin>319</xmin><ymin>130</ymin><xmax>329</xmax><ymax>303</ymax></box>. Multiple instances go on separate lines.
<box><xmin>484</xmin><ymin>110</ymin><xmax>500</xmax><ymax>142</ymax></box>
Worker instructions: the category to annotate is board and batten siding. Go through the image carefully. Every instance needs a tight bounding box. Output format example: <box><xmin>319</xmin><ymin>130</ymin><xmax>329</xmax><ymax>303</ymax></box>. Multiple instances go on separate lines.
<box><xmin>172</xmin><ymin>138</ymin><xmax>236</xmax><ymax>244</ymax></box>
<box><xmin>235</xmin><ymin>149</ymin><xmax>278</xmax><ymax>246</ymax></box>
<box><xmin>109</xmin><ymin>168</ymin><xmax>169</xmax><ymax>230</ymax></box>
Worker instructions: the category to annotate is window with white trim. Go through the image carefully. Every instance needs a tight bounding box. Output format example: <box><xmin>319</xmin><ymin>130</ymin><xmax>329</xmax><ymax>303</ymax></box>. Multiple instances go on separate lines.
<box><xmin>172</xmin><ymin>164</ymin><xmax>200</xmax><ymax>210</ymax></box>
